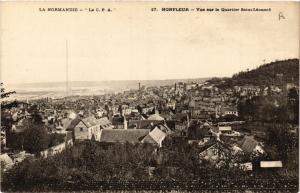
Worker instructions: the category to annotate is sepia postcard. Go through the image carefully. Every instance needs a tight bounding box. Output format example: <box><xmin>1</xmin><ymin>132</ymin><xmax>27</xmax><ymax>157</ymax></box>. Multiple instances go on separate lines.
<box><xmin>0</xmin><ymin>1</ymin><xmax>299</xmax><ymax>192</ymax></box>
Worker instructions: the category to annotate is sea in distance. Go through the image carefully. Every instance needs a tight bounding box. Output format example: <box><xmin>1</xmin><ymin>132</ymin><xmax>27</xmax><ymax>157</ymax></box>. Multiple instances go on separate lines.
<box><xmin>5</xmin><ymin>78</ymin><xmax>209</xmax><ymax>101</ymax></box>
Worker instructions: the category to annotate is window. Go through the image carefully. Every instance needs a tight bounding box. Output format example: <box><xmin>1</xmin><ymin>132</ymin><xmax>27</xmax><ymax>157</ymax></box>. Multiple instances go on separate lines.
<box><xmin>80</xmin><ymin>128</ymin><xmax>83</xmax><ymax>132</ymax></box>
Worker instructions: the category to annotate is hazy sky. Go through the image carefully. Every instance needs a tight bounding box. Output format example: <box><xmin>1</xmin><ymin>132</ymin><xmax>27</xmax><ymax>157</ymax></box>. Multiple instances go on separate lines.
<box><xmin>1</xmin><ymin>2</ymin><xmax>299</xmax><ymax>84</ymax></box>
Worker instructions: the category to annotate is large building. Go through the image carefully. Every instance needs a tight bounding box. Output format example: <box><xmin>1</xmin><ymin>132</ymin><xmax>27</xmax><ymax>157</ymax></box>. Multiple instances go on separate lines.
<box><xmin>66</xmin><ymin>116</ymin><xmax>113</xmax><ymax>141</ymax></box>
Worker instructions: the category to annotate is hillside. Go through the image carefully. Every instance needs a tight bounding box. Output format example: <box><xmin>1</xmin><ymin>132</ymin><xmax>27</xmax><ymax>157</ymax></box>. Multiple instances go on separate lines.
<box><xmin>213</xmin><ymin>59</ymin><xmax>299</xmax><ymax>88</ymax></box>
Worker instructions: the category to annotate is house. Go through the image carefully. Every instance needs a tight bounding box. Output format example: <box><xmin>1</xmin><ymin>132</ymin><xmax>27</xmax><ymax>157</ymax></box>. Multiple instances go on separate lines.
<box><xmin>199</xmin><ymin>141</ymin><xmax>232</xmax><ymax>166</ymax></box>
<box><xmin>99</xmin><ymin>125</ymin><xmax>167</xmax><ymax>147</ymax></box>
<box><xmin>218</xmin><ymin>126</ymin><xmax>232</xmax><ymax>133</ymax></box>
<box><xmin>154</xmin><ymin>123</ymin><xmax>173</xmax><ymax>134</ymax></box>
<box><xmin>237</xmin><ymin>136</ymin><xmax>265</xmax><ymax>155</ymax></box>
<box><xmin>191</xmin><ymin>109</ymin><xmax>211</xmax><ymax>120</ymax></box>
<box><xmin>142</xmin><ymin>107</ymin><xmax>154</xmax><ymax>114</ymax></box>
<box><xmin>188</xmin><ymin>121</ymin><xmax>212</xmax><ymax>139</ymax></box>
<box><xmin>111</xmin><ymin>115</ymin><xmax>127</xmax><ymax>129</ymax></box>
<box><xmin>147</xmin><ymin>114</ymin><xmax>165</xmax><ymax>121</ymax></box>
<box><xmin>0</xmin><ymin>153</ymin><xmax>14</xmax><ymax>171</ymax></box>
<box><xmin>172</xmin><ymin>114</ymin><xmax>188</xmax><ymax>133</ymax></box>
<box><xmin>123</xmin><ymin>108</ymin><xmax>132</xmax><ymax>115</ymax></box>
<box><xmin>221</xmin><ymin>107</ymin><xmax>238</xmax><ymax>117</ymax></box>
<box><xmin>98</xmin><ymin>117</ymin><xmax>114</xmax><ymax>130</ymax></box>
<box><xmin>66</xmin><ymin>118</ymin><xmax>98</xmax><ymax>141</ymax></box>
<box><xmin>286</xmin><ymin>83</ymin><xmax>298</xmax><ymax>91</ymax></box>
<box><xmin>66</xmin><ymin>116</ymin><xmax>113</xmax><ymax>141</ymax></box>
<box><xmin>239</xmin><ymin>162</ymin><xmax>253</xmax><ymax>171</ymax></box>
<box><xmin>260</xmin><ymin>161</ymin><xmax>282</xmax><ymax>168</ymax></box>
<box><xmin>218</xmin><ymin>126</ymin><xmax>241</xmax><ymax>137</ymax></box>
<box><xmin>128</xmin><ymin>120</ymin><xmax>164</xmax><ymax>129</ymax></box>
<box><xmin>141</xmin><ymin>127</ymin><xmax>167</xmax><ymax>147</ymax></box>
<box><xmin>96</xmin><ymin>108</ymin><xmax>107</xmax><ymax>117</ymax></box>
<box><xmin>99</xmin><ymin>129</ymin><xmax>150</xmax><ymax>144</ymax></box>
<box><xmin>166</xmin><ymin>100</ymin><xmax>176</xmax><ymax>110</ymax></box>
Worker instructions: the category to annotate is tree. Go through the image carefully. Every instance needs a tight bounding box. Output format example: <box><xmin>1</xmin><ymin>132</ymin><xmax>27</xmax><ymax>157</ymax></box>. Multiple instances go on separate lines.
<box><xmin>31</xmin><ymin>111</ymin><xmax>44</xmax><ymax>125</ymax></box>
<box><xmin>1</xmin><ymin>83</ymin><xmax>16</xmax><ymax>100</ymax></box>
<box><xmin>49</xmin><ymin>133</ymin><xmax>65</xmax><ymax>147</ymax></box>
<box><xmin>118</xmin><ymin>104</ymin><xmax>123</xmax><ymax>115</ymax></box>
<box><xmin>266</xmin><ymin>125</ymin><xmax>295</xmax><ymax>162</ymax></box>
<box><xmin>1</xmin><ymin>82</ymin><xmax>17</xmax><ymax>110</ymax></box>
<box><xmin>136</xmin><ymin>105</ymin><xmax>142</xmax><ymax>114</ymax></box>
<box><xmin>23</xmin><ymin>125</ymin><xmax>50</xmax><ymax>153</ymax></box>
<box><xmin>288</xmin><ymin>87</ymin><xmax>298</xmax><ymax>100</ymax></box>
<box><xmin>288</xmin><ymin>88</ymin><xmax>299</xmax><ymax>124</ymax></box>
<box><xmin>104</xmin><ymin>104</ymin><xmax>110</xmax><ymax>117</ymax></box>
<box><xmin>1</xmin><ymin>83</ymin><xmax>17</xmax><ymax>148</ymax></box>
<box><xmin>213</xmin><ymin>59</ymin><xmax>299</xmax><ymax>87</ymax></box>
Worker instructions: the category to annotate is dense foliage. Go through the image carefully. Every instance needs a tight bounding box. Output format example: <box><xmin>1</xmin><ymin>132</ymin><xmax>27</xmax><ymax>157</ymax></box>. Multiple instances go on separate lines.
<box><xmin>1</xmin><ymin>83</ymin><xmax>16</xmax><ymax>101</ymax></box>
<box><xmin>237</xmin><ymin>88</ymin><xmax>299</xmax><ymax>124</ymax></box>
<box><xmin>5</xmin><ymin>128</ymin><xmax>66</xmax><ymax>154</ymax></box>
<box><xmin>3</xmin><ymin>142</ymin><xmax>155</xmax><ymax>190</ymax></box>
<box><xmin>4</xmin><ymin>139</ymin><xmax>296</xmax><ymax>191</ymax></box>
<box><xmin>210</xmin><ymin>59</ymin><xmax>299</xmax><ymax>88</ymax></box>
<box><xmin>2</xmin><ymin>141</ymin><xmax>245</xmax><ymax>190</ymax></box>
<box><xmin>1</xmin><ymin>83</ymin><xmax>17</xmax><ymax>130</ymax></box>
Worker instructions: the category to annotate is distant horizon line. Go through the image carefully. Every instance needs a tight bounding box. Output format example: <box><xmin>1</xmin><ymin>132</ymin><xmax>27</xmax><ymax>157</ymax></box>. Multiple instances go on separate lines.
<box><xmin>5</xmin><ymin>77</ymin><xmax>219</xmax><ymax>86</ymax></box>
<box><xmin>4</xmin><ymin>57</ymin><xmax>298</xmax><ymax>86</ymax></box>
